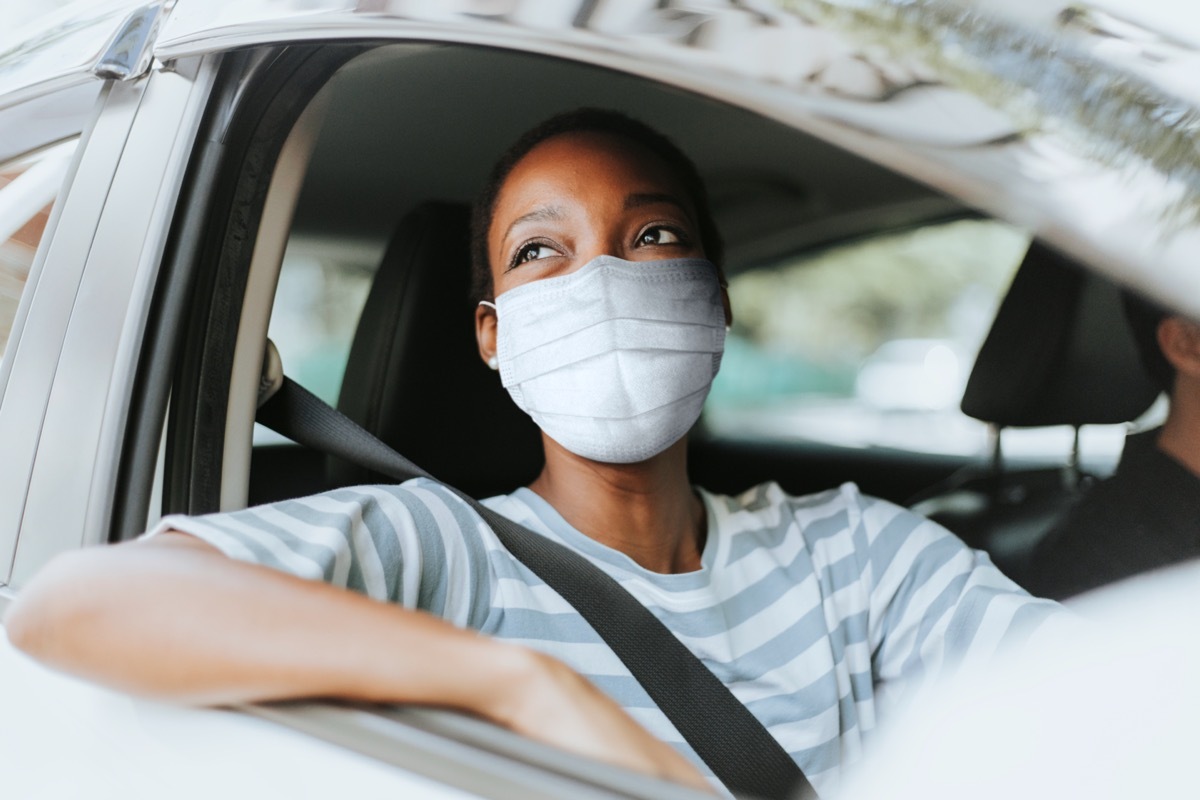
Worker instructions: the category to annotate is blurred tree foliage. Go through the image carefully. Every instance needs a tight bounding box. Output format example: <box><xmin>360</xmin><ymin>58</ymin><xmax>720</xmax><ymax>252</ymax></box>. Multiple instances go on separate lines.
<box><xmin>710</xmin><ymin>218</ymin><xmax>1027</xmax><ymax>407</ymax></box>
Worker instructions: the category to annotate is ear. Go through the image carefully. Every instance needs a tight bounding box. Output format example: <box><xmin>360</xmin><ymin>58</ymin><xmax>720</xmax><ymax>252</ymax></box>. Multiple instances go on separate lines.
<box><xmin>475</xmin><ymin>302</ymin><xmax>498</xmax><ymax>367</ymax></box>
<box><xmin>1157</xmin><ymin>317</ymin><xmax>1200</xmax><ymax>380</ymax></box>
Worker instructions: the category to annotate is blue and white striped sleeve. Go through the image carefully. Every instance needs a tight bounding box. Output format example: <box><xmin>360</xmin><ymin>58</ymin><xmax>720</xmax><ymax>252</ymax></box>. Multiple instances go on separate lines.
<box><xmin>849</xmin><ymin>487</ymin><xmax>1063</xmax><ymax>690</ymax></box>
<box><xmin>144</xmin><ymin>477</ymin><xmax>495</xmax><ymax>628</ymax></box>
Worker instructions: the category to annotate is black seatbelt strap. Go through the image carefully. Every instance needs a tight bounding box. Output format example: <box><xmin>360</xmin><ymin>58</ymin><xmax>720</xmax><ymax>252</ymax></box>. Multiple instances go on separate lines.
<box><xmin>257</xmin><ymin>377</ymin><xmax>813</xmax><ymax>800</ymax></box>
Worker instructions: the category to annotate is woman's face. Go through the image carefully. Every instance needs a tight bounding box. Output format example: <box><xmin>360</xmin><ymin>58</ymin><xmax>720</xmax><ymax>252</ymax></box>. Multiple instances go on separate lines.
<box><xmin>487</xmin><ymin>131</ymin><xmax>705</xmax><ymax>294</ymax></box>
<box><xmin>476</xmin><ymin>131</ymin><xmax>712</xmax><ymax>363</ymax></box>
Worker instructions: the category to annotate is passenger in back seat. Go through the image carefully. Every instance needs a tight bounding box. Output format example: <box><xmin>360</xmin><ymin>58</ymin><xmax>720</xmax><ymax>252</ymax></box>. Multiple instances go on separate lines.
<box><xmin>1026</xmin><ymin>295</ymin><xmax>1200</xmax><ymax>599</ymax></box>
<box><xmin>7</xmin><ymin>109</ymin><xmax>1067</xmax><ymax>797</ymax></box>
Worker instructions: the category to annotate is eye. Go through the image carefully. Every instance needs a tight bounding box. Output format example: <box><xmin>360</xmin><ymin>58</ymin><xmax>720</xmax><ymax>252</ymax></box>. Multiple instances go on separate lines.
<box><xmin>636</xmin><ymin>225</ymin><xmax>685</xmax><ymax>247</ymax></box>
<box><xmin>510</xmin><ymin>242</ymin><xmax>558</xmax><ymax>269</ymax></box>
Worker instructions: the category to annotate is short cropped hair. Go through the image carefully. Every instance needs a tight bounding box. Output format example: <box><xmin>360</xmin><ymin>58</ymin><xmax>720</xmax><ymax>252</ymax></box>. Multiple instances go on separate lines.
<box><xmin>1122</xmin><ymin>291</ymin><xmax>1174</xmax><ymax>392</ymax></box>
<box><xmin>469</xmin><ymin>108</ymin><xmax>723</xmax><ymax>303</ymax></box>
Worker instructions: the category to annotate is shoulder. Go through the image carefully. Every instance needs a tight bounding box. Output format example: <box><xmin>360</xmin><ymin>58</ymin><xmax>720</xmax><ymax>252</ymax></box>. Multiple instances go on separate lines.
<box><xmin>712</xmin><ymin>481</ymin><xmax>989</xmax><ymax>587</ymax></box>
<box><xmin>149</xmin><ymin>476</ymin><xmax>502</xmax><ymax>576</ymax></box>
<box><xmin>701</xmin><ymin>481</ymin><xmax>910</xmax><ymax>582</ymax></box>
<box><xmin>277</xmin><ymin>477</ymin><xmax>492</xmax><ymax>544</ymax></box>
<box><xmin>705</xmin><ymin>480</ymin><xmax>913</xmax><ymax>541</ymax></box>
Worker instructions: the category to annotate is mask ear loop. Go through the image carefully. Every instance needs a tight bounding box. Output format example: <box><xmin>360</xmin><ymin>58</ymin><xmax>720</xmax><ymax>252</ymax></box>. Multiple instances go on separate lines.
<box><xmin>716</xmin><ymin>278</ymin><xmax>732</xmax><ymax>334</ymax></box>
<box><xmin>479</xmin><ymin>301</ymin><xmax>500</xmax><ymax>370</ymax></box>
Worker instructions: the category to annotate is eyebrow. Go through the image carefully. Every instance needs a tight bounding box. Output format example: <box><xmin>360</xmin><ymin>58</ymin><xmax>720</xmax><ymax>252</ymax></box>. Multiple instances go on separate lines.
<box><xmin>624</xmin><ymin>192</ymin><xmax>690</xmax><ymax>214</ymax></box>
<box><xmin>503</xmin><ymin>205</ymin><xmax>565</xmax><ymax>242</ymax></box>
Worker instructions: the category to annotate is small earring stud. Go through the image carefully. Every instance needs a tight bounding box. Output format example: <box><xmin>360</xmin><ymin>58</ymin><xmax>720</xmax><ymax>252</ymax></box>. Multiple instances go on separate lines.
<box><xmin>487</xmin><ymin>355</ymin><xmax>499</xmax><ymax>371</ymax></box>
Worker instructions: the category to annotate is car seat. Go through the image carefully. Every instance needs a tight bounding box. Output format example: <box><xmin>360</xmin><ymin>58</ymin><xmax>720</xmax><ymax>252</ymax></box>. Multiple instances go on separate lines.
<box><xmin>326</xmin><ymin>202</ymin><xmax>543</xmax><ymax>498</ymax></box>
<box><xmin>909</xmin><ymin>239</ymin><xmax>1160</xmax><ymax>586</ymax></box>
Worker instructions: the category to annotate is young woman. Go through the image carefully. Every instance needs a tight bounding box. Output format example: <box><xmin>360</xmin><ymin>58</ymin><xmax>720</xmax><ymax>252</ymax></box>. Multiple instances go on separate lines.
<box><xmin>6</xmin><ymin>109</ymin><xmax>1060</xmax><ymax>796</ymax></box>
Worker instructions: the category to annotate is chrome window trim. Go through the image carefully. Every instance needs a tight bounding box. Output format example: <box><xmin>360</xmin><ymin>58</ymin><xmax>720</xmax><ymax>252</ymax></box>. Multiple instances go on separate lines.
<box><xmin>144</xmin><ymin>394</ymin><xmax>169</xmax><ymax>533</ymax></box>
<box><xmin>242</xmin><ymin>703</ymin><xmax>713</xmax><ymax>800</ymax></box>
<box><xmin>10</xmin><ymin>57</ymin><xmax>216</xmax><ymax>588</ymax></box>
<box><xmin>92</xmin><ymin>2</ymin><xmax>166</xmax><ymax>82</ymax></box>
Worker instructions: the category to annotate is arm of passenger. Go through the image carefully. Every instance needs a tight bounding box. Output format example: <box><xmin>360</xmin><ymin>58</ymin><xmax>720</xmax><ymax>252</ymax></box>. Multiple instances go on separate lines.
<box><xmin>4</xmin><ymin>532</ymin><xmax>712</xmax><ymax>792</ymax></box>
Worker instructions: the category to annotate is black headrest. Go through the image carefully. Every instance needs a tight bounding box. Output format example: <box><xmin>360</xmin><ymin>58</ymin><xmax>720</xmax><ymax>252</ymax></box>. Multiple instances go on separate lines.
<box><xmin>960</xmin><ymin>240</ymin><xmax>1159</xmax><ymax>427</ymax></box>
<box><xmin>329</xmin><ymin>203</ymin><xmax>542</xmax><ymax>496</ymax></box>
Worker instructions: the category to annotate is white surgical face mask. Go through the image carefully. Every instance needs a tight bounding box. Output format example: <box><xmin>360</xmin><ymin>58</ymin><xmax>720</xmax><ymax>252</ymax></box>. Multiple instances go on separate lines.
<box><xmin>484</xmin><ymin>255</ymin><xmax>726</xmax><ymax>463</ymax></box>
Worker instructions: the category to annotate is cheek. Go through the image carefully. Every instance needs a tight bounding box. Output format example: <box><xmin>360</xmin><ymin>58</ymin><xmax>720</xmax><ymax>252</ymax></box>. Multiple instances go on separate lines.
<box><xmin>491</xmin><ymin>261</ymin><xmax>533</xmax><ymax>296</ymax></box>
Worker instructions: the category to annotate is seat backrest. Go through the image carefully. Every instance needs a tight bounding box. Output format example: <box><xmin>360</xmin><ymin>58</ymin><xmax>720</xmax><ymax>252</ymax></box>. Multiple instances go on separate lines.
<box><xmin>329</xmin><ymin>203</ymin><xmax>543</xmax><ymax>497</ymax></box>
<box><xmin>960</xmin><ymin>240</ymin><xmax>1159</xmax><ymax>427</ymax></box>
<box><xmin>913</xmin><ymin>240</ymin><xmax>1160</xmax><ymax>584</ymax></box>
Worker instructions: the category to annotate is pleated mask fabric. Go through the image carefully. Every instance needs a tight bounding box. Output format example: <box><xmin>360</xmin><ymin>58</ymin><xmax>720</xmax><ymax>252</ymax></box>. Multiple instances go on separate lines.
<box><xmin>492</xmin><ymin>255</ymin><xmax>726</xmax><ymax>463</ymax></box>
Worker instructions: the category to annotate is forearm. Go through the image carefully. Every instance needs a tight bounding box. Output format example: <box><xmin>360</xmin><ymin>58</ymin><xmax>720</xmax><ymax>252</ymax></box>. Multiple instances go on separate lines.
<box><xmin>4</xmin><ymin>533</ymin><xmax>523</xmax><ymax>716</ymax></box>
<box><xmin>6</xmin><ymin>533</ymin><xmax>713</xmax><ymax>791</ymax></box>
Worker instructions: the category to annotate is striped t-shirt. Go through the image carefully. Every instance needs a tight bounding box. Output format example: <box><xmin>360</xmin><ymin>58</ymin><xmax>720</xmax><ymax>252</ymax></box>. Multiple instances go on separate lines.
<box><xmin>150</xmin><ymin>478</ymin><xmax>1059</xmax><ymax>795</ymax></box>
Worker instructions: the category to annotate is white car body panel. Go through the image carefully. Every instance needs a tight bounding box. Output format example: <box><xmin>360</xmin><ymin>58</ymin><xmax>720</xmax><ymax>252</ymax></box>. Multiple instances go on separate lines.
<box><xmin>0</xmin><ymin>0</ymin><xmax>142</xmax><ymax>108</ymax></box>
<box><xmin>0</xmin><ymin>631</ymin><xmax>473</xmax><ymax>799</ymax></box>
<box><xmin>0</xmin><ymin>83</ymin><xmax>136</xmax><ymax>583</ymax></box>
<box><xmin>0</xmin><ymin>0</ymin><xmax>1198</xmax><ymax>796</ymax></box>
<box><xmin>1</xmin><ymin>58</ymin><xmax>215</xmax><ymax>588</ymax></box>
<box><xmin>14</xmin><ymin>57</ymin><xmax>214</xmax><ymax>584</ymax></box>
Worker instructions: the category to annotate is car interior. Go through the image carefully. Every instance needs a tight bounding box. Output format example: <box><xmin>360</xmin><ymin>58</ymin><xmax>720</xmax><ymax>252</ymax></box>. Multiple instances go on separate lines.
<box><xmin>910</xmin><ymin>242</ymin><xmax>1159</xmax><ymax>580</ymax></box>
<box><xmin>124</xmin><ymin>40</ymin><xmax>1164</xmax><ymax>603</ymax></box>
<box><xmin>245</xmin><ymin>44</ymin><xmax>979</xmax><ymax>498</ymax></box>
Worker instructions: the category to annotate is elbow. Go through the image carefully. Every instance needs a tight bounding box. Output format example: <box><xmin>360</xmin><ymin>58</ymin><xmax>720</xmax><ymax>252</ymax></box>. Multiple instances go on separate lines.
<box><xmin>4</xmin><ymin>594</ymin><xmax>42</xmax><ymax>655</ymax></box>
<box><xmin>3</xmin><ymin>549</ymin><xmax>102</xmax><ymax>660</ymax></box>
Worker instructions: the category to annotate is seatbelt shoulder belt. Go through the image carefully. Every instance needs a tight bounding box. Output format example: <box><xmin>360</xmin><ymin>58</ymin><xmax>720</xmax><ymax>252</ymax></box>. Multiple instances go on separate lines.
<box><xmin>256</xmin><ymin>377</ymin><xmax>814</xmax><ymax>800</ymax></box>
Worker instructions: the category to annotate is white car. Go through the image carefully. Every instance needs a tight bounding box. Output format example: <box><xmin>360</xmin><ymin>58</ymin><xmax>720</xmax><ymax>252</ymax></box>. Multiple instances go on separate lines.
<box><xmin>2</xmin><ymin>1</ymin><xmax>1197</xmax><ymax>796</ymax></box>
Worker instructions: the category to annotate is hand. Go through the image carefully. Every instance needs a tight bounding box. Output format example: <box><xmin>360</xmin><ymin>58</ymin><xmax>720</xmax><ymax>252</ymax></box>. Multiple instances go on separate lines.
<box><xmin>486</xmin><ymin>647</ymin><xmax>714</xmax><ymax>793</ymax></box>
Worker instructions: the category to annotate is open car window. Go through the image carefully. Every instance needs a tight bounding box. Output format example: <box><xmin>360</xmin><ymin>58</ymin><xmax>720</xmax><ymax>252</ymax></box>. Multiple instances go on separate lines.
<box><xmin>270</xmin><ymin>241</ymin><xmax>373</xmax><ymax>407</ymax></box>
<box><xmin>707</xmin><ymin>219</ymin><xmax>1162</xmax><ymax>473</ymax></box>
<box><xmin>709</xmin><ymin>219</ymin><xmax>1028</xmax><ymax>451</ymax></box>
<box><xmin>117</xmin><ymin>19</ymin><xmax>1188</xmax><ymax>800</ymax></box>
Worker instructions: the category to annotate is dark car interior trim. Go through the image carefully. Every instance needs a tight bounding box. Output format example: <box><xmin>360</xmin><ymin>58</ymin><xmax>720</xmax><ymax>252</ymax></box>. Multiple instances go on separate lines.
<box><xmin>173</xmin><ymin>46</ymin><xmax>366</xmax><ymax>517</ymax></box>
<box><xmin>111</xmin><ymin>44</ymin><xmax>371</xmax><ymax>537</ymax></box>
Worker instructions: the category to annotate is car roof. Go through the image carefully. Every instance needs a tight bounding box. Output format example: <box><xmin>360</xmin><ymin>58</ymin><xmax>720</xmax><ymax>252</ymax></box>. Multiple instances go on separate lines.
<box><xmin>5</xmin><ymin>0</ymin><xmax>1199</xmax><ymax>317</ymax></box>
<box><xmin>286</xmin><ymin>42</ymin><xmax>962</xmax><ymax>275</ymax></box>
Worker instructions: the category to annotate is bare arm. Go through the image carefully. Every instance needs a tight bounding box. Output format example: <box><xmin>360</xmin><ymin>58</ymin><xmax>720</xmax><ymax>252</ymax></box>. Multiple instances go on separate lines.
<box><xmin>4</xmin><ymin>533</ymin><xmax>710</xmax><ymax>791</ymax></box>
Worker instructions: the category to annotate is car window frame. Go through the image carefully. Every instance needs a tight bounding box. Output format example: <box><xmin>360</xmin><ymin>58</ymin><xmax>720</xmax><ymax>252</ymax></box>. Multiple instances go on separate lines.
<box><xmin>4</xmin><ymin>10</ymin><xmax>1190</xmax><ymax>796</ymax></box>
<box><xmin>4</xmin><ymin>56</ymin><xmax>214</xmax><ymax>589</ymax></box>
<box><xmin>0</xmin><ymin>82</ymin><xmax>107</xmax><ymax>587</ymax></box>
<box><xmin>133</xmin><ymin>39</ymin><xmax>737</xmax><ymax>800</ymax></box>
<box><xmin>705</xmin><ymin>216</ymin><xmax>1034</xmax><ymax>456</ymax></box>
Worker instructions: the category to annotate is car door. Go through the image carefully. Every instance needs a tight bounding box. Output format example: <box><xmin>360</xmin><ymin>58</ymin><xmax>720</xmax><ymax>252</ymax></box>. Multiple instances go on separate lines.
<box><xmin>0</xmin><ymin>10</ymin><xmax>719</xmax><ymax>799</ymax></box>
<box><xmin>0</xmin><ymin>11</ymin><xmax>434</xmax><ymax>798</ymax></box>
<box><xmin>0</xmin><ymin>2</ymin><xmax>141</xmax><ymax>591</ymax></box>
<box><xmin>0</xmin><ymin>61</ymin><xmax>216</xmax><ymax>594</ymax></box>
<box><xmin>3</xmin><ymin>1</ymin><xmax>1198</xmax><ymax>797</ymax></box>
